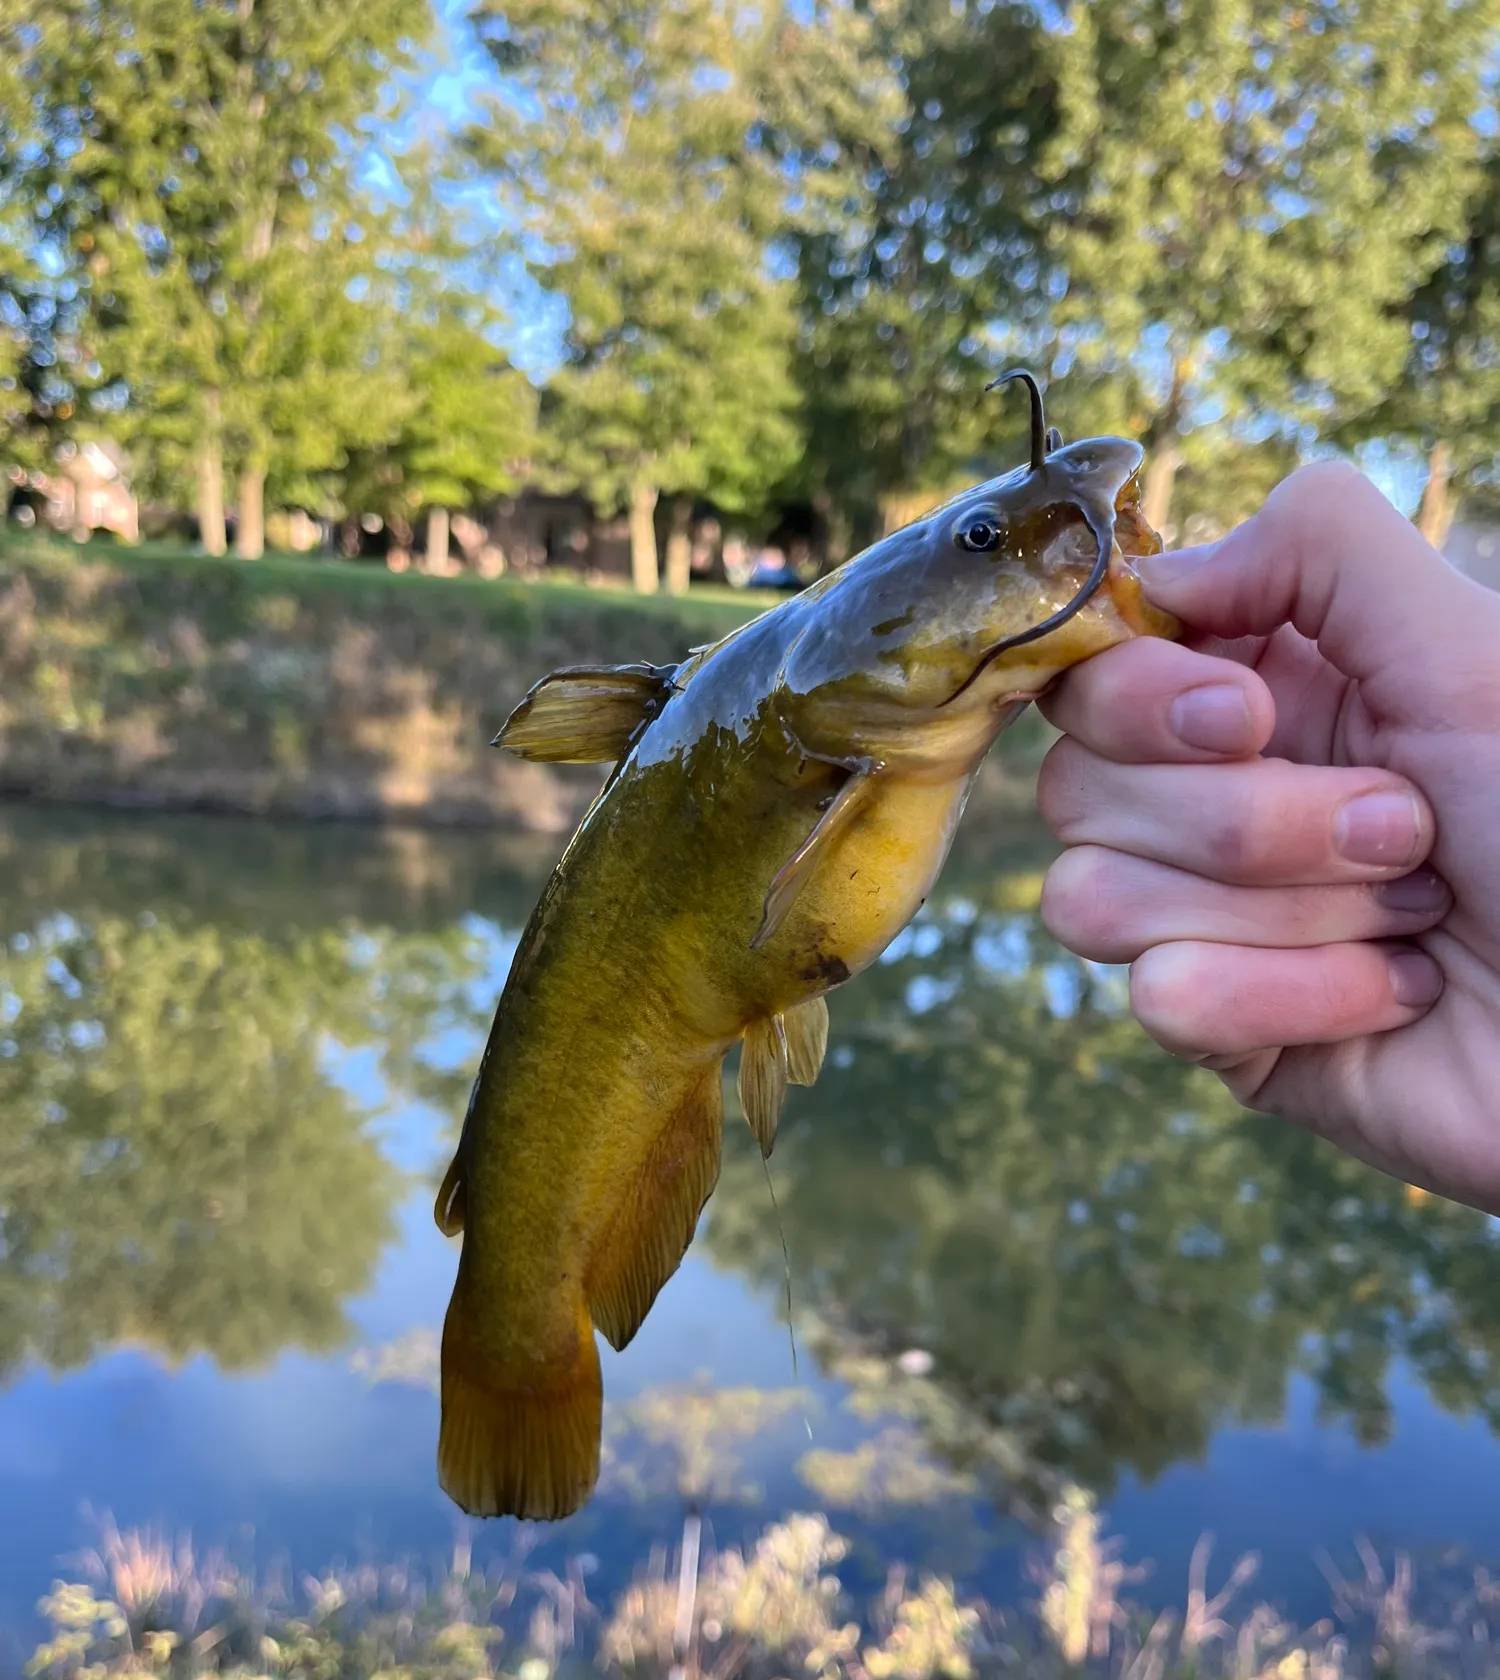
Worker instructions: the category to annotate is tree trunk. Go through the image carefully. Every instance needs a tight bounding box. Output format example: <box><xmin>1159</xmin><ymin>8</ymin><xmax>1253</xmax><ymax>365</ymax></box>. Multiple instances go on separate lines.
<box><xmin>1417</xmin><ymin>440</ymin><xmax>1455</xmax><ymax>551</ymax></box>
<box><xmin>664</xmin><ymin>497</ymin><xmax>693</xmax><ymax>595</ymax></box>
<box><xmin>196</xmin><ymin>393</ymin><xmax>226</xmax><ymax>556</ymax></box>
<box><xmin>629</xmin><ymin>482</ymin><xmax>660</xmax><ymax>594</ymax></box>
<box><xmin>425</xmin><ymin>506</ymin><xmax>450</xmax><ymax>573</ymax></box>
<box><xmin>815</xmin><ymin>491</ymin><xmax>851</xmax><ymax>572</ymax></box>
<box><xmin>1141</xmin><ymin>444</ymin><xmax>1183</xmax><ymax>537</ymax></box>
<box><xmin>1142</xmin><ymin>355</ymin><xmax>1190</xmax><ymax>539</ymax></box>
<box><xmin>235</xmin><ymin>463</ymin><xmax>266</xmax><ymax>559</ymax></box>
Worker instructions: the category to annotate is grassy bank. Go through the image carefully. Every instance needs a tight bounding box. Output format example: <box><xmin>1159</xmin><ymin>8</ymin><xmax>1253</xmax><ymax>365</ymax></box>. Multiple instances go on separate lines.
<box><xmin>20</xmin><ymin>1497</ymin><xmax>1489</xmax><ymax>1680</ymax></box>
<box><xmin>0</xmin><ymin>538</ymin><xmax>1058</xmax><ymax>833</ymax></box>
<box><xmin>0</xmin><ymin>539</ymin><xmax>762</xmax><ymax>831</ymax></box>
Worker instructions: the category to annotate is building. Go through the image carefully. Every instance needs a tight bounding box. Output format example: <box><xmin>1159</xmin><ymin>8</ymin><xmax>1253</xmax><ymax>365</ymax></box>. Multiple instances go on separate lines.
<box><xmin>8</xmin><ymin>439</ymin><xmax>139</xmax><ymax>542</ymax></box>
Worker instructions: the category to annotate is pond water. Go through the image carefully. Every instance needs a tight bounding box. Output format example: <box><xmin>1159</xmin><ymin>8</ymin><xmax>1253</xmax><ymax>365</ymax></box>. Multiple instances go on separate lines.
<box><xmin>5</xmin><ymin>794</ymin><xmax>1500</xmax><ymax>1666</ymax></box>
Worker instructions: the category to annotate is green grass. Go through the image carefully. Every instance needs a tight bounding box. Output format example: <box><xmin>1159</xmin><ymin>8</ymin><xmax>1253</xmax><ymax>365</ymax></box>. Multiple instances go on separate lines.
<box><xmin>0</xmin><ymin>532</ymin><xmax>764</xmax><ymax>634</ymax></box>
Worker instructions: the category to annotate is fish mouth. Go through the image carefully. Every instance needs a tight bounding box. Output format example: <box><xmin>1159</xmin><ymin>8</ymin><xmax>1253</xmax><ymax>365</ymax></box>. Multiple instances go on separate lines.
<box><xmin>1102</xmin><ymin>482</ymin><xmax>1180</xmax><ymax>640</ymax></box>
<box><xmin>965</xmin><ymin>440</ymin><xmax>1151</xmax><ymax>676</ymax></box>
<box><xmin>937</xmin><ymin>451</ymin><xmax>1173</xmax><ymax>711</ymax></box>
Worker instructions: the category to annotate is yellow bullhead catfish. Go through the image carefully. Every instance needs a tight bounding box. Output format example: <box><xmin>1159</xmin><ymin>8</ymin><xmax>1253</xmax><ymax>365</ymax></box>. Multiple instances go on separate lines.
<box><xmin>434</xmin><ymin>373</ymin><xmax>1180</xmax><ymax>1521</ymax></box>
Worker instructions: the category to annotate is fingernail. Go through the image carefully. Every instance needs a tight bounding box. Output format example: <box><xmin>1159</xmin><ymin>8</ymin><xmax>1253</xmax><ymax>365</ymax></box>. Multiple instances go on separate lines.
<box><xmin>1374</xmin><ymin>867</ymin><xmax>1449</xmax><ymax>914</ymax></box>
<box><xmin>1168</xmin><ymin>684</ymin><xmax>1255</xmax><ymax>754</ymax></box>
<box><xmin>1136</xmin><ymin>544</ymin><xmax>1219</xmax><ymax>588</ymax></box>
<box><xmin>1334</xmin><ymin>791</ymin><xmax>1422</xmax><ymax>868</ymax></box>
<box><xmin>1389</xmin><ymin>949</ymin><xmax>1443</xmax><ymax>1009</ymax></box>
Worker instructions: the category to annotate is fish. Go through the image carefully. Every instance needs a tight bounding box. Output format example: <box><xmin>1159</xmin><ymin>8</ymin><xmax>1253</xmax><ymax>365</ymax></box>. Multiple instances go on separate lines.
<box><xmin>433</xmin><ymin>372</ymin><xmax>1182</xmax><ymax>1521</ymax></box>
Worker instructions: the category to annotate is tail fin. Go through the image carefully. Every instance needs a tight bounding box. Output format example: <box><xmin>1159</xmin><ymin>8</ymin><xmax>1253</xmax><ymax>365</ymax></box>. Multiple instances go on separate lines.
<box><xmin>437</xmin><ymin>1287</ymin><xmax>602</xmax><ymax>1521</ymax></box>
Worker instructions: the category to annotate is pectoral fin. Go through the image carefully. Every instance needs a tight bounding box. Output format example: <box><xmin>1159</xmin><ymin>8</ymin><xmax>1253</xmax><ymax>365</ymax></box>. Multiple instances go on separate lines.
<box><xmin>738</xmin><ymin>1015</ymin><xmax>789</xmax><ymax>1156</ymax></box>
<box><xmin>751</xmin><ymin>764</ymin><xmax>879</xmax><ymax>951</ymax></box>
<box><xmin>783</xmin><ymin>996</ymin><xmax>829</xmax><ymax>1086</ymax></box>
<box><xmin>587</xmin><ymin>1061</ymin><xmax>724</xmax><ymax>1352</ymax></box>
<box><xmin>495</xmin><ymin>663</ymin><xmax>677</xmax><ymax>763</ymax></box>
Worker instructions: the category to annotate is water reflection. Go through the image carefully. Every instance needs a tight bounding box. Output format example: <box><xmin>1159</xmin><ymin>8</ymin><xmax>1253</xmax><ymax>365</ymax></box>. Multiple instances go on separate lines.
<box><xmin>0</xmin><ymin>807</ymin><xmax>498</xmax><ymax>1377</ymax></box>
<box><xmin>709</xmin><ymin>885</ymin><xmax>1500</xmax><ymax>1500</ymax></box>
<box><xmin>5</xmin><ymin>795</ymin><xmax>1500</xmax><ymax>1633</ymax></box>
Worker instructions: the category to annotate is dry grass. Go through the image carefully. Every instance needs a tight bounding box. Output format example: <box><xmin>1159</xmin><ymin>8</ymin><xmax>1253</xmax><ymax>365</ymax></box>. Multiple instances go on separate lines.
<box><xmin>23</xmin><ymin>1490</ymin><xmax>1500</xmax><ymax>1680</ymax></box>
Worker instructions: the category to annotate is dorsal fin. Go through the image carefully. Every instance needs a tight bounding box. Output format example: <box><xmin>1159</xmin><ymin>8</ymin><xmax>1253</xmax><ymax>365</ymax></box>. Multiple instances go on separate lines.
<box><xmin>494</xmin><ymin>663</ymin><xmax>678</xmax><ymax>763</ymax></box>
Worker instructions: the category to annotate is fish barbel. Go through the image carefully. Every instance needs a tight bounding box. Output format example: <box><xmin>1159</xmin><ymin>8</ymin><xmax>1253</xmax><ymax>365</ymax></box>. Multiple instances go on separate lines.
<box><xmin>434</xmin><ymin>374</ymin><xmax>1181</xmax><ymax>1520</ymax></box>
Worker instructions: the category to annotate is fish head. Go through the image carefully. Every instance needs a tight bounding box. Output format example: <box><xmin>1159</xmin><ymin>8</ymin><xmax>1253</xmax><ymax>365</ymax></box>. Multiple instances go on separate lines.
<box><xmin>843</xmin><ymin>375</ymin><xmax>1181</xmax><ymax>711</ymax></box>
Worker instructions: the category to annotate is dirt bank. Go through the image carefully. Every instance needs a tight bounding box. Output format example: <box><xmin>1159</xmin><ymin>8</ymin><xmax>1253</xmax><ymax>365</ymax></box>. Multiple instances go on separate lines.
<box><xmin>0</xmin><ymin>544</ymin><xmax>763</xmax><ymax>832</ymax></box>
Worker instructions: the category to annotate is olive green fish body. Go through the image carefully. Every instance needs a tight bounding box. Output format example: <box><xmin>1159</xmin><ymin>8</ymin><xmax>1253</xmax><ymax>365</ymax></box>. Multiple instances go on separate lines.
<box><xmin>436</xmin><ymin>390</ymin><xmax>1181</xmax><ymax>1521</ymax></box>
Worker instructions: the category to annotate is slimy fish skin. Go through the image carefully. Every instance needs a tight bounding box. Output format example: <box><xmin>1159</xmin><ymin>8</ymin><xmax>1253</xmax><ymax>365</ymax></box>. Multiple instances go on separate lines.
<box><xmin>434</xmin><ymin>375</ymin><xmax>1181</xmax><ymax>1522</ymax></box>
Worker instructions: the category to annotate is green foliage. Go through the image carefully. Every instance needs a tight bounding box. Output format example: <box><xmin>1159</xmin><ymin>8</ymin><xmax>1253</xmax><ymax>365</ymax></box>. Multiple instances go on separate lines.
<box><xmin>883</xmin><ymin>0</ymin><xmax>1498</xmax><ymax>528</ymax></box>
<box><xmin>769</xmin><ymin>1</ymin><xmax>1047</xmax><ymax>540</ymax></box>
<box><xmin>706</xmin><ymin>879</ymin><xmax>1500</xmax><ymax>1505</ymax></box>
<box><xmin>1335</xmin><ymin>146</ymin><xmax>1500</xmax><ymax>537</ymax></box>
<box><xmin>338</xmin><ymin>267</ymin><xmax>536</xmax><ymax>528</ymax></box>
<box><xmin>4</xmin><ymin>0</ymin><xmax>431</xmax><ymax>537</ymax></box>
<box><xmin>468</xmin><ymin>0</ymin><xmax>803</xmax><ymax>583</ymax></box>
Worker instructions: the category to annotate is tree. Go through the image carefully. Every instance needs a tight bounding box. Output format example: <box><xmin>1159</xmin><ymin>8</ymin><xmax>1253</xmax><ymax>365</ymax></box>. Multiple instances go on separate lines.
<box><xmin>1335</xmin><ymin>149</ymin><xmax>1500</xmax><ymax>550</ymax></box>
<box><xmin>704</xmin><ymin>858</ymin><xmax>1500</xmax><ymax>1504</ymax></box>
<box><xmin>8</xmin><ymin>0</ymin><xmax>430</xmax><ymax>555</ymax></box>
<box><xmin>766</xmin><ymin>0</ymin><xmax>1053</xmax><ymax>552</ymax></box>
<box><xmin>468</xmin><ymin>0</ymin><xmax>801</xmax><ymax>593</ymax></box>
<box><xmin>922</xmin><ymin>0</ymin><xmax>1500</xmax><ymax>533</ymax></box>
<box><xmin>0</xmin><ymin>23</ymin><xmax>91</xmax><ymax>479</ymax></box>
<box><xmin>338</xmin><ymin>253</ymin><xmax>537</xmax><ymax>570</ymax></box>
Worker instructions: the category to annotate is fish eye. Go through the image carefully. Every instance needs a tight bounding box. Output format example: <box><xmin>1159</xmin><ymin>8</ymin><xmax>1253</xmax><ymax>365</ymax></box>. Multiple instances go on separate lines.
<box><xmin>956</xmin><ymin>518</ymin><xmax>1000</xmax><ymax>553</ymax></box>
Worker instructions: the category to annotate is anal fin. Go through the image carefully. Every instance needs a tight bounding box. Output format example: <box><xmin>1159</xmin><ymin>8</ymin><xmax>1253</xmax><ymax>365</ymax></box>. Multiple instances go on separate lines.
<box><xmin>495</xmin><ymin>663</ymin><xmax>677</xmax><ymax>763</ymax></box>
<box><xmin>738</xmin><ymin>1015</ymin><xmax>788</xmax><ymax>1156</ymax></box>
<box><xmin>751</xmin><ymin>764</ymin><xmax>879</xmax><ymax>951</ymax></box>
<box><xmin>587</xmin><ymin>1061</ymin><xmax>725</xmax><ymax>1352</ymax></box>
<box><xmin>784</xmin><ymin>996</ymin><xmax>829</xmax><ymax>1086</ymax></box>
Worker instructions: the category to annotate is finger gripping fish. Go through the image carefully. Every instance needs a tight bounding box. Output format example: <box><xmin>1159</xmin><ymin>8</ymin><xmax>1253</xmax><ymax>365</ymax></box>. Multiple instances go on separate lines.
<box><xmin>435</xmin><ymin>373</ymin><xmax>1181</xmax><ymax>1521</ymax></box>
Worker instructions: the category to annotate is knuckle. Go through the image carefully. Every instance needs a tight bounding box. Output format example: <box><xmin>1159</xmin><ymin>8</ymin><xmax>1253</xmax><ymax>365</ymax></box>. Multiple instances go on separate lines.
<box><xmin>1269</xmin><ymin>458</ymin><xmax>1365</xmax><ymax>512</ymax></box>
<box><xmin>1261</xmin><ymin>461</ymin><xmax>1389</xmax><ymax>551</ymax></box>
<box><xmin>1199</xmin><ymin>815</ymin><xmax>1253</xmax><ymax>878</ymax></box>
<box><xmin>1198</xmin><ymin>778</ymin><xmax>1287</xmax><ymax>881</ymax></box>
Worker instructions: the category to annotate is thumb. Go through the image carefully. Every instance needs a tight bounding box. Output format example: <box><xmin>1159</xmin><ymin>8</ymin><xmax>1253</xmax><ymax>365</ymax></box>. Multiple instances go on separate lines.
<box><xmin>1135</xmin><ymin>461</ymin><xmax>1498</xmax><ymax>726</ymax></box>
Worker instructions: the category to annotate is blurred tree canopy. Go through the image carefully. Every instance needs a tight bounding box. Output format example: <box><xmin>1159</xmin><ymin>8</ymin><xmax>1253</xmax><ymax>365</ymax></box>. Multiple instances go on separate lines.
<box><xmin>6</xmin><ymin>0</ymin><xmax>1500</xmax><ymax>566</ymax></box>
<box><xmin>0</xmin><ymin>810</ymin><xmax>500</xmax><ymax>1379</ymax></box>
<box><xmin>465</xmin><ymin>0</ymin><xmax>804</xmax><ymax>592</ymax></box>
<box><xmin>705</xmin><ymin>884</ymin><xmax>1500</xmax><ymax>1506</ymax></box>
<box><xmin>337</xmin><ymin>192</ymin><xmax>537</xmax><ymax>565</ymax></box>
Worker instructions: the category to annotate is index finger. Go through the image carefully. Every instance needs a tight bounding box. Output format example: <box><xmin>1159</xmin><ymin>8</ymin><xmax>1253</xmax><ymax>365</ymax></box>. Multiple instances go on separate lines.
<box><xmin>1038</xmin><ymin>636</ymin><xmax>1276</xmax><ymax>764</ymax></box>
<box><xmin>1134</xmin><ymin>461</ymin><xmax>1496</xmax><ymax>727</ymax></box>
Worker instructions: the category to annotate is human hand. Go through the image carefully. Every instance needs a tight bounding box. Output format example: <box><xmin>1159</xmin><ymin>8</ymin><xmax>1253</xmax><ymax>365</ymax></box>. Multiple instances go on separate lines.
<box><xmin>1036</xmin><ymin>461</ymin><xmax>1500</xmax><ymax>1212</ymax></box>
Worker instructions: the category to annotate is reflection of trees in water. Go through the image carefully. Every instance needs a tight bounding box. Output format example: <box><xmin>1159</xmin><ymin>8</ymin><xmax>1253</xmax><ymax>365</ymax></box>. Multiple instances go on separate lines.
<box><xmin>705</xmin><ymin>882</ymin><xmax>1500</xmax><ymax>1501</ymax></box>
<box><xmin>0</xmin><ymin>812</ymin><xmax>507</xmax><ymax>1380</ymax></box>
<box><xmin>13</xmin><ymin>799</ymin><xmax>1500</xmax><ymax>1503</ymax></box>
